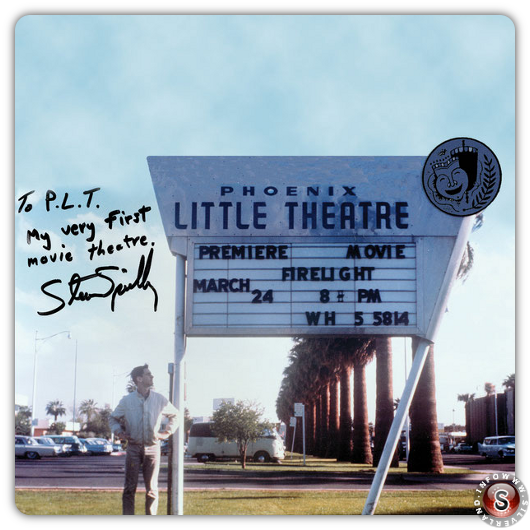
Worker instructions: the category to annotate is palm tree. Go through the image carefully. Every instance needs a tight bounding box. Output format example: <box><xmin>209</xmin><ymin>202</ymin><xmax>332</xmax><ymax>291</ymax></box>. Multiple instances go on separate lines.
<box><xmin>316</xmin><ymin>364</ymin><xmax>330</xmax><ymax>457</ymax></box>
<box><xmin>276</xmin><ymin>338</ymin><xmax>321</xmax><ymax>455</ymax></box>
<box><xmin>502</xmin><ymin>374</ymin><xmax>515</xmax><ymax>392</ymax></box>
<box><xmin>351</xmin><ymin>339</ymin><xmax>376</xmax><ymax>465</ymax></box>
<box><xmin>457</xmin><ymin>393</ymin><xmax>475</xmax><ymax>444</ymax></box>
<box><xmin>457</xmin><ymin>393</ymin><xmax>475</xmax><ymax>403</ymax></box>
<box><xmin>456</xmin><ymin>213</ymin><xmax>482</xmax><ymax>282</ymax></box>
<box><xmin>337</xmin><ymin>357</ymin><xmax>353</xmax><ymax>461</ymax></box>
<box><xmin>484</xmin><ymin>382</ymin><xmax>496</xmax><ymax>396</ymax></box>
<box><xmin>45</xmin><ymin>400</ymin><xmax>66</xmax><ymax>422</ymax></box>
<box><xmin>373</xmin><ymin>338</ymin><xmax>399</xmax><ymax>467</ymax></box>
<box><xmin>292</xmin><ymin>339</ymin><xmax>329</xmax><ymax>457</ymax></box>
<box><xmin>326</xmin><ymin>371</ymin><xmax>340</xmax><ymax>458</ymax></box>
<box><xmin>277</xmin><ymin>336</ymin><xmax>374</xmax><ymax>463</ymax></box>
<box><xmin>79</xmin><ymin>399</ymin><xmax>98</xmax><ymax>424</ymax></box>
<box><xmin>325</xmin><ymin>338</ymin><xmax>372</xmax><ymax>462</ymax></box>
<box><xmin>407</xmin><ymin>339</ymin><xmax>444</xmax><ymax>473</ymax></box>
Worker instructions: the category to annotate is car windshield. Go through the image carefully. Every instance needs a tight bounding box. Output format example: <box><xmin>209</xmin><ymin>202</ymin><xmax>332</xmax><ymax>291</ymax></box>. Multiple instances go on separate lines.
<box><xmin>499</xmin><ymin>437</ymin><xmax>515</xmax><ymax>445</ymax></box>
<box><xmin>262</xmin><ymin>428</ymin><xmax>281</xmax><ymax>439</ymax></box>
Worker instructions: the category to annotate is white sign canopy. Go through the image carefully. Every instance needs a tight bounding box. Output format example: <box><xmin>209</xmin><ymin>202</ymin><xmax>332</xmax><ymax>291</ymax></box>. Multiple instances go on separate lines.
<box><xmin>148</xmin><ymin>157</ymin><xmax>472</xmax><ymax>339</ymax></box>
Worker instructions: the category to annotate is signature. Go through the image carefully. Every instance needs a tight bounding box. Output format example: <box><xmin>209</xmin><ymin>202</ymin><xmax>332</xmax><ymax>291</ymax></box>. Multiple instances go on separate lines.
<box><xmin>38</xmin><ymin>248</ymin><xmax>159</xmax><ymax>316</ymax></box>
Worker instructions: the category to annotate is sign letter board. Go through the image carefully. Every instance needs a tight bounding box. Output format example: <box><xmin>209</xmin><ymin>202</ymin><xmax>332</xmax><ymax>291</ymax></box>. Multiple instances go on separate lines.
<box><xmin>148</xmin><ymin>157</ymin><xmax>471</xmax><ymax>339</ymax></box>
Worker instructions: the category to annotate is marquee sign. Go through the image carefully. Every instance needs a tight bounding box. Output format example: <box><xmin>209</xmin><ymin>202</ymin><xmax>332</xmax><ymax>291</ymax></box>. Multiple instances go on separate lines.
<box><xmin>187</xmin><ymin>239</ymin><xmax>419</xmax><ymax>336</ymax></box>
<box><xmin>148</xmin><ymin>157</ymin><xmax>471</xmax><ymax>338</ymax></box>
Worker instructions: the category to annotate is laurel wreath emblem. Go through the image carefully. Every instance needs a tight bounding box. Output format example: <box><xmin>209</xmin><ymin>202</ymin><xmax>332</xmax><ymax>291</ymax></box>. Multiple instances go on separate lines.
<box><xmin>472</xmin><ymin>155</ymin><xmax>499</xmax><ymax>209</ymax></box>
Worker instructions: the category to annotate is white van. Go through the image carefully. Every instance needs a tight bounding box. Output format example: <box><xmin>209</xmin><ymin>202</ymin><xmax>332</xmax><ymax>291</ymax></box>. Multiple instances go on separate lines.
<box><xmin>187</xmin><ymin>422</ymin><xmax>285</xmax><ymax>463</ymax></box>
<box><xmin>478</xmin><ymin>436</ymin><xmax>515</xmax><ymax>461</ymax></box>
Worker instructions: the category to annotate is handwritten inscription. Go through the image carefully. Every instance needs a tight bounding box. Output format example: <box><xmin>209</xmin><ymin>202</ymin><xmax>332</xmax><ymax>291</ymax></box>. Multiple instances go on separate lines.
<box><xmin>17</xmin><ymin>188</ymin><xmax>159</xmax><ymax>316</ymax></box>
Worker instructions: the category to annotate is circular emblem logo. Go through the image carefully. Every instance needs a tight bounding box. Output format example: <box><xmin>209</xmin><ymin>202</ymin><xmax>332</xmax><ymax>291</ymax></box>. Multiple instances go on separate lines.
<box><xmin>482</xmin><ymin>482</ymin><xmax>520</xmax><ymax>518</ymax></box>
<box><xmin>422</xmin><ymin>137</ymin><xmax>502</xmax><ymax>216</ymax></box>
<box><xmin>475</xmin><ymin>472</ymin><xmax>528</xmax><ymax>526</ymax></box>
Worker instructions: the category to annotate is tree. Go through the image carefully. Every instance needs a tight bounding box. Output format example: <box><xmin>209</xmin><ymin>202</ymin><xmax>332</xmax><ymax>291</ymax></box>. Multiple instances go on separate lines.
<box><xmin>457</xmin><ymin>393</ymin><xmax>475</xmax><ymax>403</ymax></box>
<box><xmin>211</xmin><ymin>400</ymin><xmax>273</xmax><ymax>469</ymax></box>
<box><xmin>484</xmin><ymin>382</ymin><xmax>496</xmax><ymax>396</ymax></box>
<box><xmin>80</xmin><ymin>405</ymin><xmax>112</xmax><ymax>439</ymax></box>
<box><xmin>456</xmin><ymin>213</ymin><xmax>482</xmax><ymax>282</ymax></box>
<box><xmin>457</xmin><ymin>393</ymin><xmax>475</xmax><ymax>445</ymax></box>
<box><xmin>351</xmin><ymin>340</ymin><xmax>376</xmax><ymax>465</ymax></box>
<box><xmin>328</xmin><ymin>338</ymin><xmax>373</xmax><ymax>462</ymax></box>
<box><xmin>79</xmin><ymin>399</ymin><xmax>98</xmax><ymax>424</ymax></box>
<box><xmin>502</xmin><ymin>374</ymin><xmax>515</xmax><ymax>392</ymax></box>
<box><xmin>276</xmin><ymin>337</ymin><xmax>323</xmax><ymax>455</ymax></box>
<box><xmin>15</xmin><ymin>406</ymin><xmax>32</xmax><ymax>435</ymax></box>
<box><xmin>184</xmin><ymin>408</ymin><xmax>194</xmax><ymax>441</ymax></box>
<box><xmin>48</xmin><ymin>422</ymin><xmax>66</xmax><ymax>435</ymax></box>
<box><xmin>373</xmin><ymin>338</ymin><xmax>399</xmax><ymax>468</ymax></box>
<box><xmin>337</xmin><ymin>360</ymin><xmax>353</xmax><ymax>461</ymax></box>
<box><xmin>275</xmin><ymin>336</ymin><xmax>373</xmax><ymax>462</ymax></box>
<box><xmin>45</xmin><ymin>400</ymin><xmax>66</xmax><ymax>422</ymax></box>
<box><xmin>407</xmin><ymin>339</ymin><xmax>444</xmax><ymax>473</ymax></box>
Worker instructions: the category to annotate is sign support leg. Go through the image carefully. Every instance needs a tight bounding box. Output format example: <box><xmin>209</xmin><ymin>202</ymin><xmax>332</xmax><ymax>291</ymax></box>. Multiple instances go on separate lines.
<box><xmin>362</xmin><ymin>337</ymin><xmax>431</xmax><ymax>515</ymax></box>
<box><xmin>171</xmin><ymin>254</ymin><xmax>186</xmax><ymax>515</ymax></box>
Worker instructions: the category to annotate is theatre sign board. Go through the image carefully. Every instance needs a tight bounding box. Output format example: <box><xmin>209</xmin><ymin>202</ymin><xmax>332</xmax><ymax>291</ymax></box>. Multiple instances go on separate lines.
<box><xmin>148</xmin><ymin>157</ymin><xmax>471</xmax><ymax>338</ymax></box>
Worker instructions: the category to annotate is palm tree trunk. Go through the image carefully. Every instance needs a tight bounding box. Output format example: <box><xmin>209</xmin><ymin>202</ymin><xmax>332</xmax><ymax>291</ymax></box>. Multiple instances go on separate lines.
<box><xmin>408</xmin><ymin>338</ymin><xmax>444</xmax><ymax>473</ymax></box>
<box><xmin>373</xmin><ymin>337</ymin><xmax>399</xmax><ymax>467</ymax></box>
<box><xmin>337</xmin><ymin>364</ymin><xmax>352</xmax><ymax>461</ymax></box>
<box><xmin>326</xmin><ymin>373</ymin><xmax>340</xmax><ymax>458</ymax></box>
<box><xmin>351</xmin><ymin>360</ymin><xmax>373</xmax><ymax>464</ymax></box>
<box><xmin>319</xmin><ymin>382</ymin><xmax>329</xmax><ymax>457</ymax></box>
<box><xmin>315</xmin><ymin>392</ymin><xmax>322</xmax><ymax>456</ymax></box>
<box><xmin>307</xmin><ymin>399</ymin><xmax>316</xmax><ymax>455</ymax></box>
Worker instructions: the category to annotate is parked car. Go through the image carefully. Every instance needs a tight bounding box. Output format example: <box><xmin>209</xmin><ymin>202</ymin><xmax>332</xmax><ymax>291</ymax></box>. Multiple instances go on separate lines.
<box><xmin>112</xmin><ymin>441</ymin><xmax>123</xmax><ymax>453</ymax></box>
<box><xmin>453</xmin><ymin>442</ymin><xmax>474</xmax><ymax>454</ymax></box>
<box><xmin>45</xmin><ymin>434</ymin><xmax>88</xmax><ymax>455</ymax></box>
<box><xmin>161</xmin><ymin>439</ymin><xmax>188</xmax><ymax>456</ymax></box>
<box><xmin>15</xmin><ymin>435</ymin><xmax>60</xmax><ymax>459</ymax></box>
<box><xmin>79</xmin><ymin>438</ymin><xmax>113</xmax><ymax>456</ymax></box>
<box><xmin>478</xmin><ymin>436</ymin><xmax>515</xmax><ymax>461</ymax></box>
<box><xmin>187</xmin><ymin>422</ymin><xmax>285</xmax><ymax>463</ymax></box>
<box><xmin>34</xmin><ymin>436</ymin><xmax>69</xmax><ymax>456</ymax></box>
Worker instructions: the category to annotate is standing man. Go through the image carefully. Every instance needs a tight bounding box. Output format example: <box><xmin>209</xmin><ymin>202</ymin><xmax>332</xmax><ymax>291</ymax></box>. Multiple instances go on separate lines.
<box><xmin>110</xmin><ymin>364</ymin><xmax>179</xmax><ymax>515</ymax></box>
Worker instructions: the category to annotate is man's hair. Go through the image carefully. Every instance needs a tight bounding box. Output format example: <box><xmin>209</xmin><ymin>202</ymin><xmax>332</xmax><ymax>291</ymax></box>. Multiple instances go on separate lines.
<box><xmin>130</xmin><ymin>364</ymin><xmax>149</xmax><ymax>385</ymax></box>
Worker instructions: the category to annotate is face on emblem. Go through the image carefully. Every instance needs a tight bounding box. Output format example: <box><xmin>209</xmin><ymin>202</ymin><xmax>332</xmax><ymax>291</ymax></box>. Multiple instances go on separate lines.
<box><xmin>434</xmin><ymin>166</ymin><xmax>469</xmax><ymax>202</ymax></box>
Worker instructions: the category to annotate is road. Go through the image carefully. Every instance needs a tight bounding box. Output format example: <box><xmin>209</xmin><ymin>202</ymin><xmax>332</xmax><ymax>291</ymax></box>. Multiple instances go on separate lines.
<box><xmin>15</xmin><ymin>453</ymin><xmax>515</xmax><ymax>491</ymax></box>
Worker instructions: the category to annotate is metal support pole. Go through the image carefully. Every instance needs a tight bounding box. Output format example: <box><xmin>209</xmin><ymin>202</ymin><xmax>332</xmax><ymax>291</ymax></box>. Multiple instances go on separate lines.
<box><xmin>363</xmin><ymin>217</ymin><xmax>473</xmax><ymax>515</ymax></box>
<box><xmin>290</xmin><ymin>419</ymin><xmax>296</xmax><ymax>458</ymax></box>
<box><xmin>171</xmin><ymin>254</ymin><xmax>186</xmax><ymax>515</ymax></box>
<box><xmin>167</xmin><ymin>362</ymin><xmax>174</xmax><ymax>515</ymax></box>
<box><xmin>362</xmin><ymin>338</ymin><xmax>431</xmax><ymax>515</ymax></box>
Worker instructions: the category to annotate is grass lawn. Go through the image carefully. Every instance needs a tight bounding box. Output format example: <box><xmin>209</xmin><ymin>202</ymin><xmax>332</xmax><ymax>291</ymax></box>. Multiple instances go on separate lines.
<box><xmin>15</xmin><ymin>489</ymin><xmax>476</xmax><ymax>515</ymax></box>
<box><xmin>15</xmin><ymin>453</ymin><xmax>478</xmax><ymax>515</ymax></box>
<box><xmin>182</xmin><ymin>453</ymin><xmax>476</xmax><ymax>475</ymax></box>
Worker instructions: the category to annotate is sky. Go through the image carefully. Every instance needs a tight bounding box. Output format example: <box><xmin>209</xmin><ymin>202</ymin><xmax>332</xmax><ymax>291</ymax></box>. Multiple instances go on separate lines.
<box><xmin>13</xmin><ymin>14</ymin><xmax>516</xmax><ymax>432</ymax></box>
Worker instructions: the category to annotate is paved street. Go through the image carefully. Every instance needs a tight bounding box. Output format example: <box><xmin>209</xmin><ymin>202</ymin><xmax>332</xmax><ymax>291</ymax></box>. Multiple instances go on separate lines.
<box><xmin>15</xmin><ymin>453</ymin><xmax>515</xmax><ymax>491</ymax></box>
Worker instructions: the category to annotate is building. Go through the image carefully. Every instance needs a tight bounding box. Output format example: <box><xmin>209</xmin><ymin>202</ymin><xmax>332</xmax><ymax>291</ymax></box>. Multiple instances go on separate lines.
<box><xmin>465</xmin><ymin>389</ymin><xmax>515</xmax><ymax>445</ymax></box>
